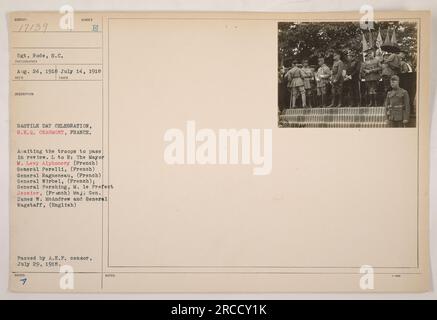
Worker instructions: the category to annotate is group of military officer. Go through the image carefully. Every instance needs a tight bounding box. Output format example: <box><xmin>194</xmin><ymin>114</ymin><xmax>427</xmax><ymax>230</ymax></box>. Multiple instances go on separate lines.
<box><xmin>279</xmin><ymin>49</ymin><xmax>414</xmax><ymax>126</ymax></box>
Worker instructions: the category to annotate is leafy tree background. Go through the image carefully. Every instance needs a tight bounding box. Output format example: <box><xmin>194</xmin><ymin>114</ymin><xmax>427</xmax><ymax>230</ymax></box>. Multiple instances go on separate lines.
<box><xmin>278</xmin><ymin>21</ymin><xmax>417</xmax><ymax>69</ymax></box>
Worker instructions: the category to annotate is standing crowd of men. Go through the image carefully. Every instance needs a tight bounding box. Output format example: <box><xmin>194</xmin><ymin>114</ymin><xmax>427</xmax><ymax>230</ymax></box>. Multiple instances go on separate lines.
<box><xmin>279</xmin><ymin>49</ymin><xmax>415</xmax><ymax>126</ymax></box>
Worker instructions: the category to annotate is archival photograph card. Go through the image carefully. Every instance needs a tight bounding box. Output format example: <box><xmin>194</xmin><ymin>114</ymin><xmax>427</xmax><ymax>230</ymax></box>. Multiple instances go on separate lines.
<box><xmin>9</xmin><ymin>11</ymin><xmax>430</xmax><ymax>292</ymax></box>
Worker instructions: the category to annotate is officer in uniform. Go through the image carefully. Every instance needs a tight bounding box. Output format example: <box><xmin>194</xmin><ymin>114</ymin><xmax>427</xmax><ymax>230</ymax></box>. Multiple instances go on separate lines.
<box><xmin>384</xmin><ymin>75</ymin><xmax>410</xmax><ymax>127</ymax></box>
<box><xmin>399</xmin><ymin>51</ymin><xmax>413</xmax><ymax>73</ymax></box>
<box><xmin>385</xmin><ymin>51</ymin><xmax>401</xmax><ymax>75</ymax></box>
<box><xmin>285</xmin><ymin>60</ymin><xmax>306</xmax><ymax>108</ymax></box>
<box><xmin>315</xmin><ymin>57</ymin><xmax>331</xmax><ymax>107</ymax></box>
<box><xmin>301</xmin><ymin>59</ymin><xmax>315</xmax><ymax>108</ymax></box>
<box><xmin>361</xmin><ymin>50</ymin><xmax>381</xmax><ymax>107</ymax></box>
<box><xmin>381</xmin><ymin>54</ymin><xmax>395</xmax><ymax>96</ymax></box>
<box><xmin>327</xmin><ymin>52</ymin><xmax>345</xmax><ymax>108</ymax></box>
<box><xmin>398</xmin><ymin>50</ymin><xmax>416</xmax><ymax>114</ymax></box>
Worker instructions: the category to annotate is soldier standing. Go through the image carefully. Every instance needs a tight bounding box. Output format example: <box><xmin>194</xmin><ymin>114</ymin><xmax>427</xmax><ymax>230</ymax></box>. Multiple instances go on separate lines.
<box><xmin>384</xmin><ymin>75</ymin><xmax>410</xmax><ymax>127</ymax></box>
<box><xmin>315</xmin><ymin>57</ymin><xmax>331</xmax><ymax>107</ymax></box>
<box><xmin>381</xmin><ymin>53</ymin><xmax>395</xmax><ymax>96</ymax></box>
<box><xmin>285</xmin><ymin>60</ymin><xmax>306</xmax><ymax>108</ymax></box>
<box><xmin>327</xmin><ymin>52</ymin><xmax>345</xmax><ymax>108</ymax></box>
<box><xmin>278</xmin><ymin>65</ymin><xmax>289</xmax><ymax>112</ymax></box>
<box><xmin>385</xmin><ymin>52</ymin><xmax>401</xmax><ymax>75</ymax></box>
<box><xmin>361</xmin><ymin>50</ymin><xmax>381</xmax><ymax>107</ymax></box>
<box><xmin>301</xmin><ymin>59</ymin><xmax>315</xmax><ymax>108</ymax></box>
<box><xmin>398</xmin><ymin>50</ymin><xmax>416</xmax><ymax>114</ymax></box>
<box><xmin>344</xmin><ymin>51</ymin><xmax>361</xmax><ymax>107</ymax></box>
<box><xmin>399</xmin><ymin>51</ymin><xmax>413</xmax><ymax>73</ymax></box>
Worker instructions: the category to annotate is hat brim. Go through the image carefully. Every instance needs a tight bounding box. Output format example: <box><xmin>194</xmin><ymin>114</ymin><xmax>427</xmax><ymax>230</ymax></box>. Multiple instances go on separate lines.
<box><xmin>381</xmin><ymin>44</ymin><xmax>401</xmax><ymax>53</ymax></box>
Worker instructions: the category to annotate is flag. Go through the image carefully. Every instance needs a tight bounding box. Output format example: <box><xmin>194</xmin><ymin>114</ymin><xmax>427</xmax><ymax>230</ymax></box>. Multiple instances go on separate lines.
<box><xmin>383</xmin><ymin>28</ymin><xmax>391</xmax><ymax>46</ymax></box>
<box><xmin>391</xmin><ymin>28</ymin><xmax>397</xmax><ymax>45</ymax></box>
<box><xmin>368</xmin><ymin>28</ymin><xmax>374</xmax><ymax>48</ymax></box>
<box><xmin>376</xmin><ymin>27</ymin><xmax>383</xmax><ymax>48</ymax></box>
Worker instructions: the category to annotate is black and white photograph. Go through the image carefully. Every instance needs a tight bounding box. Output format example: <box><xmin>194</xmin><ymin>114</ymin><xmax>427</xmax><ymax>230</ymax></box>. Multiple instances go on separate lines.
<box><xmin>278</xmin><ymin>21</ymin><xmax>418</xmax><ymax>128</ymax></box>
<box><xmin>1</xmin><ymin>0</ymin><xmax>436</xmax><ymax>303</ymax></box>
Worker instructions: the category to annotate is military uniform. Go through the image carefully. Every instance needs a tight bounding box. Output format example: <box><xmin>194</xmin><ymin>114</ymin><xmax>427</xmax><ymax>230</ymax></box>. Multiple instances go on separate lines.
<box><xmin>328</xmin><ymin>59</ymin><xmax>345</xmax><ymax>107</ymax></box>
<box><xmin>285</xmin><ymin>66</ymin><xmax>306</xmax><ymax>108</ymax></box>
<box><xmin>316</xmin><ymin>64</ymin><xmax>331</xmax><ymax>93</ymax></box>
<box><xmin>361</xmin><ymin>56</ymin><xmax>381</xmax><ymax>106</ymax></box>
<box><xmin>385</xmin><ymin>53</ymin><xmax>401</xmax><ymax>75</ymax></box>
<box><xmin>381</xmin><ymin>63</ymin><xmax>395</xmax><ymax>95</ymax></box>
<box><xmin>301</xmin><ymin>66</ymin><xmax>315</xmax><ymax>107</ymax></box>
<box><xmin>398</xmin><ymin>61</ymin><xmax>416</xmax><ymax>114</ymax></box>
<box><xmin>286</xmin><ymin>67</ymin><xmax>305</xmax><ymax>92</ymax></box>
<box><xmin>315</xmin><ymin>64</ymin><xmax>331</xmax><ymax>107</ymax></box>
<box><xmin>384</xmin><ymin>87</ymin><xmax>410</xmax><ymax>127</ymax></box>
<box><xmin>400</xmin><ymin>61</ymin><xmax>412</xmax><ymax>73</ymax></box>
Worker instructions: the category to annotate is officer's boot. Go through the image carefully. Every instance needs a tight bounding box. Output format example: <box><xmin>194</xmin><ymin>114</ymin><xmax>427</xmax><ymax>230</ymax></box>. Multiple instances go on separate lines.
<box><xmin>307</xmin><ymin>94</ymin><xmax>312</xmax><ymax>108</ymax></box>
<box><xmin>301</xmin><ymin>93</ymin><xmax>306</xmax><ymax>108</ymax></box>
<box><xmin>292</xmin><ymin>95</ymin><xmax>297</xmax><ymax>108</ymax></box>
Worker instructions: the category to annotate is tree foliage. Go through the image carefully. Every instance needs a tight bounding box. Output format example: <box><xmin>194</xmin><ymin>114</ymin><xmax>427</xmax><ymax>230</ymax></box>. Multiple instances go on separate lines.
<box><xmin>278</xmin><ymin>21</ymin><xmax>417</xmax><ymax>68</ymax></box>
